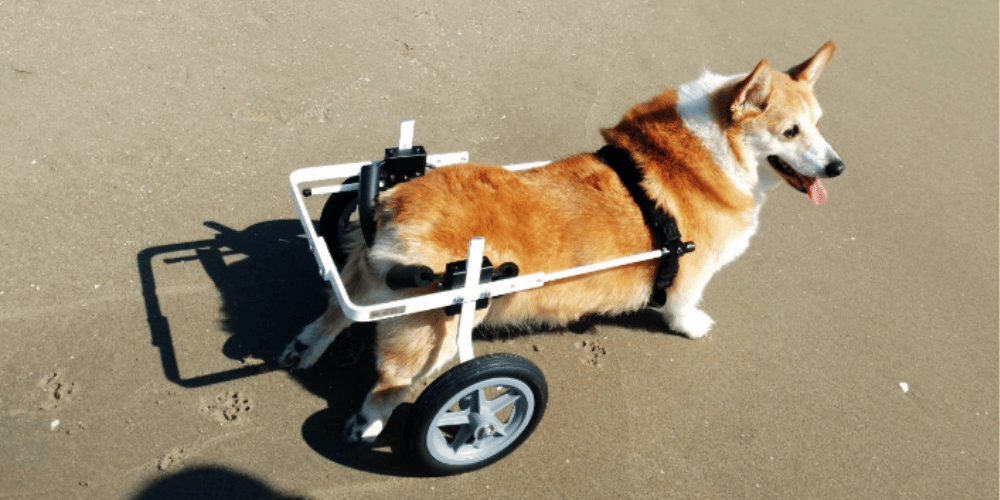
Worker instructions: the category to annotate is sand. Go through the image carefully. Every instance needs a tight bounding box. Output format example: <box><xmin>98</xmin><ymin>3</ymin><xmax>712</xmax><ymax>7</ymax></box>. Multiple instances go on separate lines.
<box><xmin>1</xmin><ymin>0</ymin><xmax>997</xmax><ymax>498</ymax></box>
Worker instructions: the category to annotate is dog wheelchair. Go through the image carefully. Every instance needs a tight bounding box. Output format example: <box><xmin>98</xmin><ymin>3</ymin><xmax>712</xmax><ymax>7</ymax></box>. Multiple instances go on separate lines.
<box><xmin>288</xmin><ymin>120</ymin><xmax>687</xmax><ymax>475</ymax></box>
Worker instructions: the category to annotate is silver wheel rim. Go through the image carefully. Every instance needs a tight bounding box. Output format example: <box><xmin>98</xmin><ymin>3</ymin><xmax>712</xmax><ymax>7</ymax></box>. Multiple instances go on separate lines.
<box><xmin>424</xmin><ymin>376</ymin><xmax>536</xmax><ymax>466</ymax></box>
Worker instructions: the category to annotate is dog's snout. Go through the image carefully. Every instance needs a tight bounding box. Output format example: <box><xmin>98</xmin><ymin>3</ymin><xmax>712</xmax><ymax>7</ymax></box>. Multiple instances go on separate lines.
<box><xmin>825</xmin><ymin>159</ymin><xmax>845</xmax><ymax>178</ymax></box>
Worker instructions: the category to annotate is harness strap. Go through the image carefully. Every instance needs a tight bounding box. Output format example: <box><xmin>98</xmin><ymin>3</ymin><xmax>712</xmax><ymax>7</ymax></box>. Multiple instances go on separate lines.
<box><xmin>596</xmin><ymin>145</ymin><xmax>694</xmax><ymax>308</ymax></box>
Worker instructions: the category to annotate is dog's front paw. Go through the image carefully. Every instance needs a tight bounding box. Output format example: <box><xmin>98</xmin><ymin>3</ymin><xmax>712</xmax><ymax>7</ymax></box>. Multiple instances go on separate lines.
<box><xmin>670</xmin><ymin>308</ymin><xmax>713</xmax><ymax>339</ymax></box>
<box><xmin>277</xmin><ymin>339</ymin><xmax>308</xmax><ymax>369</ymax></box>
<box><xmin>342</xmin><ymin>412</ymin><xmax>384</xmax><ymax>444</ymax></box>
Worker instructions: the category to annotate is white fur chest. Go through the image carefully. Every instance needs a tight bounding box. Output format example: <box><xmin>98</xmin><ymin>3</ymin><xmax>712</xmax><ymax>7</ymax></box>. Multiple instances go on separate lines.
<box><xmin>716</xmin><ymin>207</ymin><xmax>760</xmax><ymax>269</ymax></box>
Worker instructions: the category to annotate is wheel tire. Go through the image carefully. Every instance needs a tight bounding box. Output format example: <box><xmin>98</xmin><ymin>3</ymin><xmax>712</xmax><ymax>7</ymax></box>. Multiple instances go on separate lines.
<box><xmin>406</xmin><ymin>354</ymin><xmax>548</xmax><ymax>476</ymax></box>
<box><xmin>318</xmin><ymin>186</ymin><xmax>357</xmax><ymax>269</ymax></box>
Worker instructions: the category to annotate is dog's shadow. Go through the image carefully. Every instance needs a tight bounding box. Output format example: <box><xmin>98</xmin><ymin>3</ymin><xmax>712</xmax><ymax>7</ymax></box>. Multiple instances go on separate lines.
<box><xmin>137</xmin><ymin>219</ymin><xmax>683</xmax><ymax>476</ymax></box>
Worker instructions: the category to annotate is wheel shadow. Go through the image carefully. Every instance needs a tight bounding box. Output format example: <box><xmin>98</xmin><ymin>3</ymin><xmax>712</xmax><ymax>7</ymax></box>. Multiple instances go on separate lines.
<box><xmin>293</xmin><ymin>322</ymin><xmax>423</xmax><ymax>476</ymax></box>
<box><xmin>300</xmin><ymin>403</ymin><xmax>420</xmax><ymax>477</ymax></box>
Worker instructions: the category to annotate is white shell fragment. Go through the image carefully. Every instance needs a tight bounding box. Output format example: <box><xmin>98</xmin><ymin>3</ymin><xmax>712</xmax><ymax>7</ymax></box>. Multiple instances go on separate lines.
<box><xmin>899</xmin><ymin>382</ymin><xmax>909</xmax><ymax>393</ymax></box>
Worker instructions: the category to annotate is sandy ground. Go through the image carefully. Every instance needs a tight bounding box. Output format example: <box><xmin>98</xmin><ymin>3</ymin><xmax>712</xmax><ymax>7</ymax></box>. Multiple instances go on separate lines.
<box><xmin>1</xmin><ymin>1</ymin><xmax>997</xmax><ymax>498</ymax></box>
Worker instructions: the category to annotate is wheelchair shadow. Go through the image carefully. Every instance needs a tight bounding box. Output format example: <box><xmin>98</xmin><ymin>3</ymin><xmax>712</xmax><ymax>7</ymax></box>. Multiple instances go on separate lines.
<box><xmin>137</xmin><ymin>220</ymin><xmax>329</xmax><ymax>387</ymax></box>
<box><xmin>137</xmin><ymin>219</ymin><xmax>421</xmax><ymax>475</ymax></box>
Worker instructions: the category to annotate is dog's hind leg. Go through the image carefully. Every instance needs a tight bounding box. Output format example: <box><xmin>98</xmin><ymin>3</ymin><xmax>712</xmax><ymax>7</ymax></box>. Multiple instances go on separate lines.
<box><xmin>278</xmin><ymin>304</ymin><xmax>352</xmax><ymax>370</ymax></box>
<box><xmin>343</xmin><ymin>309</ymin><xmax>469</xmax><ymax>443</ymax></box>
<box><xmin>279</xmin><ymin>236</ymin><xmax>368</xmax><ymax>370</ymax></box>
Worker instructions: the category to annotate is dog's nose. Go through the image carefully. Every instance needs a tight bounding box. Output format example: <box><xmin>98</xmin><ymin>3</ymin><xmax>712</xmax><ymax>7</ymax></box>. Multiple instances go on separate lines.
<box><xmin>825</xmin><ymin>159</ymin><xmax>845</xmax><ymax>178</ymax></box>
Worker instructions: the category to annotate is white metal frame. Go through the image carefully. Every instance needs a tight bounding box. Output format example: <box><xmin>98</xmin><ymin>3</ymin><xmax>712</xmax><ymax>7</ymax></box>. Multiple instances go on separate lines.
<box><xmin>289</xmin><ymin>120</ymin><xmax>667</xmax><ymax>362</ymax></box>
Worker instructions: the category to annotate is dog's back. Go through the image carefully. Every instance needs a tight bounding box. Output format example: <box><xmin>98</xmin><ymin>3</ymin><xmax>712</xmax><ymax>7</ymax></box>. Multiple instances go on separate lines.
<box><xmin>371</xmin><ymin>154</ymin><xmax>659</xmax><ymax>325</ymax></box>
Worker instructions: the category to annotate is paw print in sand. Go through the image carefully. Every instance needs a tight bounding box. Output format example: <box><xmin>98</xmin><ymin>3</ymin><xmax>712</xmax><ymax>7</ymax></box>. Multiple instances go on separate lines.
<box><xmin>38</xmin><ymin>371</ymin><xmax>77</xmax><ymax>411</ymax></box>
<box><xmin>200</xmin><ymin>391</ymin><xmax>254</xmax><ymax>425</ymax></box>
<box><xmin>575</xmin><ymin>339</ymin><xmax>608</xmax><ymax>368</ymax></box>
<box><xmin>158</xmin><ymin>446</ymin><xmax>186</xmax><ymax>471</ymax></box>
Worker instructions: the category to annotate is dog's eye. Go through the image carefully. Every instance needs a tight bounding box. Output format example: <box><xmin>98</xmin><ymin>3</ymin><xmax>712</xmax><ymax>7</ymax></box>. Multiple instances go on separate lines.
<box><xmin>783</xmin><ymin>125</ymin><xmax>800</xmax><ymax>139</ymax></box>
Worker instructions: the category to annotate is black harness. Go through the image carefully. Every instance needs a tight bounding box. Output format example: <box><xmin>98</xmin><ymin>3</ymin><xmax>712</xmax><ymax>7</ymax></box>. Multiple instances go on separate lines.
<box><xmin>596</xmin><ymin>145</ymin><xmax>695</xmax><ymax>308</ymax></box>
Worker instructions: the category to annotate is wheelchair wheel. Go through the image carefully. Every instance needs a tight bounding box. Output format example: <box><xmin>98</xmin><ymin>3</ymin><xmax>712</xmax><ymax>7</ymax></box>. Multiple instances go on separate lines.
<box><xmin>406</xmin><ymin>354</ymin><xmax>547</xmax><ymax>476</ymax></box>
<box><xmin>318</xmin><ymin>184</ymin><xmax>357</xmax><ymax>269</ymax></box>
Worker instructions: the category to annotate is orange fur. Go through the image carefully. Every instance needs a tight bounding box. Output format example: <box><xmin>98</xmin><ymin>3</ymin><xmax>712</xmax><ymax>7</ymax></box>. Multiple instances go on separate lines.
<box><xmin>382</xmin><ymin>154</ymin><xmax>660</xmax><ymax>324</ymax></box>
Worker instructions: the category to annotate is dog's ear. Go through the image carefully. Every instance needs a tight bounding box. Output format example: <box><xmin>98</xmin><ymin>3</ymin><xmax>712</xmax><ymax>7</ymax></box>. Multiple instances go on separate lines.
<box><xmin>788</xmin><ymin>40</ymin><xmax>836</xmax><ymax>88</ymax></box>
<box><xmin>731</xmin><ymin>59</ymin><xmax>772</xmax><ymax>121</ymax></box>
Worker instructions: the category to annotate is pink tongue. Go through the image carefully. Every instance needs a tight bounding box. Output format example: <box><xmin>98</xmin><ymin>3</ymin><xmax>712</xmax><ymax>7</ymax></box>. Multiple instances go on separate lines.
<box><xmin>808</xmin><ymin>179</ymin><xmax>828</xmax><ymax>206</ymax></box>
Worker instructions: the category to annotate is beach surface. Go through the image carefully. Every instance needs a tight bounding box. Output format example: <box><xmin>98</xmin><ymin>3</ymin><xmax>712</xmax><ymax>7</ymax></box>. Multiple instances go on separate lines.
<box><xmin>1</xmin><ymin>1</ymin><xmax>997</xmax><ymax>498</ymax></box>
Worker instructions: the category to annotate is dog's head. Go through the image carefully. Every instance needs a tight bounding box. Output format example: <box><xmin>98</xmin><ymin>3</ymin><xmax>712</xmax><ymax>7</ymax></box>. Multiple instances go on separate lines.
<box><xmin>730</xmin><ymin>41</ymin><xmax>843</xmax><ymax>206</ymax></box>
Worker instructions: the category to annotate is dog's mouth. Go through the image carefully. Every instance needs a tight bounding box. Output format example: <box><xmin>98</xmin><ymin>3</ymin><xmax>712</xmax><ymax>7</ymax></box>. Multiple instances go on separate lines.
<box><xmin>767</xmin><ymin>155</ymin><xmax>828</xmax><ymax>206</ymax></box>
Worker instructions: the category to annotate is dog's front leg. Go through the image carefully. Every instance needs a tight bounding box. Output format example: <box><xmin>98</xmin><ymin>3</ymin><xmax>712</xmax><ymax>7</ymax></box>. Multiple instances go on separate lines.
<box><xmin>660</xmin><ymin>263</ymin><xmax>718</xmax><ymax>339</ymax></box>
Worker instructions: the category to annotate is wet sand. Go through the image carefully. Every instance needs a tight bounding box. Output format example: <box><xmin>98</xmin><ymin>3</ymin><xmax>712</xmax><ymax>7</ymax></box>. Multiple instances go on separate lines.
<box><xmin>1</xmin><ymin>1</ymin><xmax>997</xmax><ymax>498</ymax></box>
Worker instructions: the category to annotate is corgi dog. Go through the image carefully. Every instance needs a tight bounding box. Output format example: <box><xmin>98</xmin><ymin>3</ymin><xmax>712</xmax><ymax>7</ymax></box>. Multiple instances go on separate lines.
<box><xmin>280</xmin><ymin>41</ymin><xmax>844</xmax><ymax>443</ymax></box>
